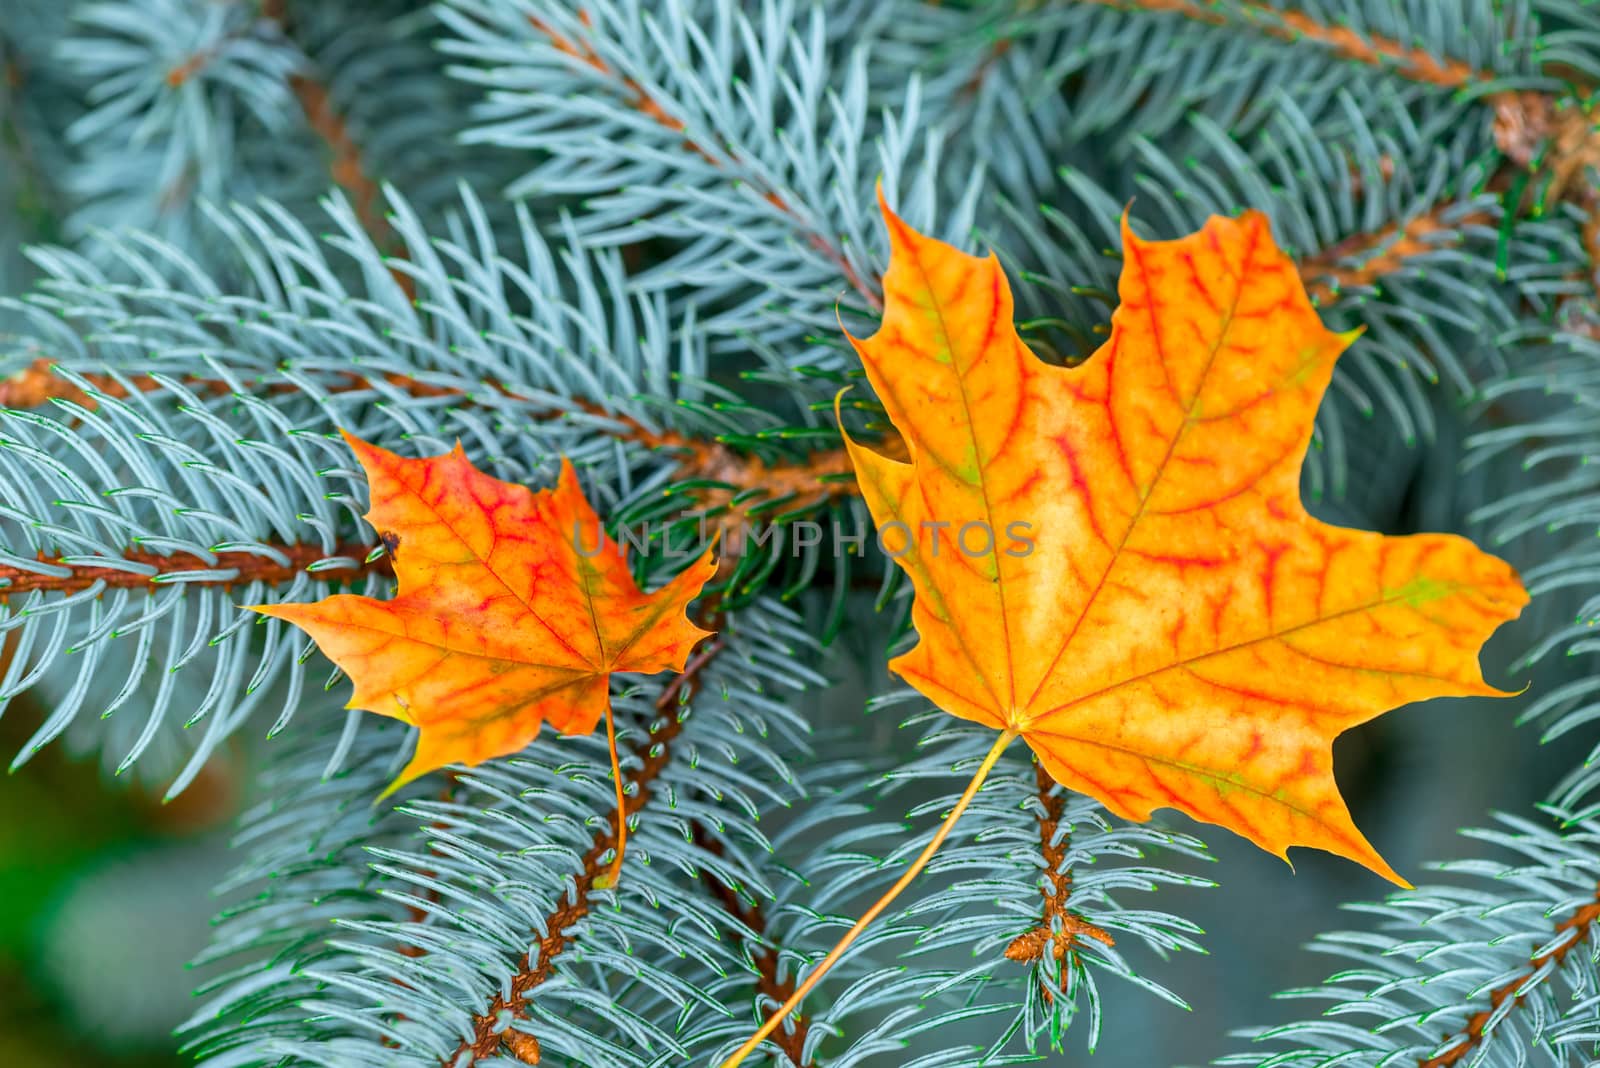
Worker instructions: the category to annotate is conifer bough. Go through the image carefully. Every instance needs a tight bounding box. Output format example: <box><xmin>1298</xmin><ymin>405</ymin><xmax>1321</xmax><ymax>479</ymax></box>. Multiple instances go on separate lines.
<box><xmin>2</xmin><ymin>1</ymin><xmax>1596</xmax><ymax>1065</ymax></box>
<box><xmin>255</xmin><ymin>196</ymin><xmax>1527</xmax><ymax>1064</ymax></box>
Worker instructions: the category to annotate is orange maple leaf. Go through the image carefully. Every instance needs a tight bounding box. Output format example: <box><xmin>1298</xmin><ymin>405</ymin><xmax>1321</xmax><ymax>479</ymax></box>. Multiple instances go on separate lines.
<box><xmin>843</xmin><ymin>197</ymin><xmax>1528</xmax><ymax>883</ymax></box>
<box><xmin>720</xmin><ymin>197</ymin><xmax>1528</xmax><ymax>1066</ymax></box>
<box><xmin>251</xmin><ymin>432</ymin><xmax>716</xmax><ymax>881</ymax></box>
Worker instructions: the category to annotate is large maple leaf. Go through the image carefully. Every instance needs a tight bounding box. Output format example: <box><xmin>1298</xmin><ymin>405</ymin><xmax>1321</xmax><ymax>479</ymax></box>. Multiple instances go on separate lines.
<box><xmin>719</xmin><ymin>200</ymin><xmax>1531</xmax><ymax>1068</ymax></box>
<box><xmin>252</xmin><ymin>432</ymin><xmax>715</xmax><ymax>876</ymax></box>
<box><xmin>840</xmin><ymin>197</ymin><xmax>1527</xmax><ymax>886</ymax></box>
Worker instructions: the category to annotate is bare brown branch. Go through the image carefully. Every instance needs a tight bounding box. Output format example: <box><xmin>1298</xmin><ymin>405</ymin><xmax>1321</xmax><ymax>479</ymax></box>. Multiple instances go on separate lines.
<box><xmin>289</xmin><ymin>73</ymin><xmax>393</xmax><ymax>259</ymax></box>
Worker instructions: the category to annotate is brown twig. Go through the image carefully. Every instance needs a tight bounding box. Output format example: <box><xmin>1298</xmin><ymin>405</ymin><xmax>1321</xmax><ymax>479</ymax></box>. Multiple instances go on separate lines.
<box><xmin>1092</xmin><ymin>0</ymin><xmax>1495</xmax><ymax>90</ymax></box>
<box><xmin>165</xmin><ymin>51</ymin><xmax>211</xmax><ymax>88</ymax></box>
<box><xmin>0</xmin><ymin>360</ymin><xmax>167</xmax><ymax>409</ymax></box>
<box><xmin>619</xmin><ymin>404</ymin><xmax>879</xmax><ymax>559</ymax></box>
<box><xmin>0</xmin><ymin>541</ymin><xmax>390</xmax><ymax>603</ymax></box>
<box><xmin>446</xmin><ymin>638</ymin><xmax>725</xmax><ymax>1066</ymax></box>
<box><xmin>695</xmin><ymin>829</ymin><xmax>811</xmax><ymax>1066</ymax></box>
<box><xmin>1299</xmin><ymin>207</ymin><xmax>1494</xmax><ymax>305</ymax></box>
<box><xmin>1419</xmin><ymin>882</ymin><xmax>1600</xmax><ymax>1067</ymax></box>
<box><xmin>1</xmin><ymin>358</ymin><xmax>869</xmax><ymax>555</ymax></box>
<box><xmin>258</xmin><ymin>1</ymin><xmax>289</xmax><ymax>30</ymax></box>
<box><xmin>957</xmin><ymin>37</ymin><xmax>1014</xmax><ymax>100</ymax></box>
<box><xmin>1292</xmin><ymin>95</ymin><xmax>1594</xmax><ymax>310</ymax></box>
<box><xmin>289</xmin><ymin>72</ymin><xmax>394</xmax><ymax>258</ymax></box>
<box><xmin>1005</xmin><ymin>762</ymin><xmax>1113</xmax><ymax>1002</ymax></box>
<box><xmin>156</xmin><ymin>2</ymin><xmax>407</xmax><ymax>286</ymax></box>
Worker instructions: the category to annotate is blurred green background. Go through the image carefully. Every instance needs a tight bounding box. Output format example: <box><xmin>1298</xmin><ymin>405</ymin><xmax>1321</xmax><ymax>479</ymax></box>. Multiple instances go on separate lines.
<box><xmin>0</xmin><ymin>696</ymin><xmax>242</xmax><ymax>1068</ymax></box>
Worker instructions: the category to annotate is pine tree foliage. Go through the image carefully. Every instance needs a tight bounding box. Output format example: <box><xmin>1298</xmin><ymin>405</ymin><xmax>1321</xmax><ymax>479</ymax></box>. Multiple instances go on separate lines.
<box><xmin>184</xmin><ymin>601</ymin><xmax>823</xmax><ymax>1067</ymax></box>
<box><xmin>1220</xmin><ymin>284</ymin><xmax>1600</xmax><ymax>1068</ymax></box>
<box><xmin>0</xmin><ymin>187</ymin><xmax>725</xmax><ymax>790</ymax></box>
<box><xmin>0</xmin><ymin>0</ymin><xmax>1598</xmax><ymax>1065</ymax></box>
<box><xmin>436</xmin><ymin>0</ymin><xmax>998</xmax><ymax>430</ymax></box>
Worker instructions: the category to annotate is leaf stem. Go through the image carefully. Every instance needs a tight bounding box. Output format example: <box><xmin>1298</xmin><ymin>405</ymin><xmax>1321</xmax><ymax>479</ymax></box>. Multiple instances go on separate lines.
<box><xmin>717</xmin><ymin>728</ymin><xmax>1019</xmax><ymax>1068</ymax></box>
<box><xmin>596</xmin><ymin>698</ymin><xmax>627</xmax><ymax>890</ymax></box>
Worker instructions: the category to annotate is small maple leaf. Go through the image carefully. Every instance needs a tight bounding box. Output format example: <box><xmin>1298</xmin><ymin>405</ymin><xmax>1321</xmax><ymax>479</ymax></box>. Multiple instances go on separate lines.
<box><xmin>251</xmin><ymin>432</ymin><xmax>715</xmax><ymax>879</ymax></box>
<box><xmin>841</xmin><ymin>195</ymin><xmax>1528</xmax><ymax>886</ymax></box>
